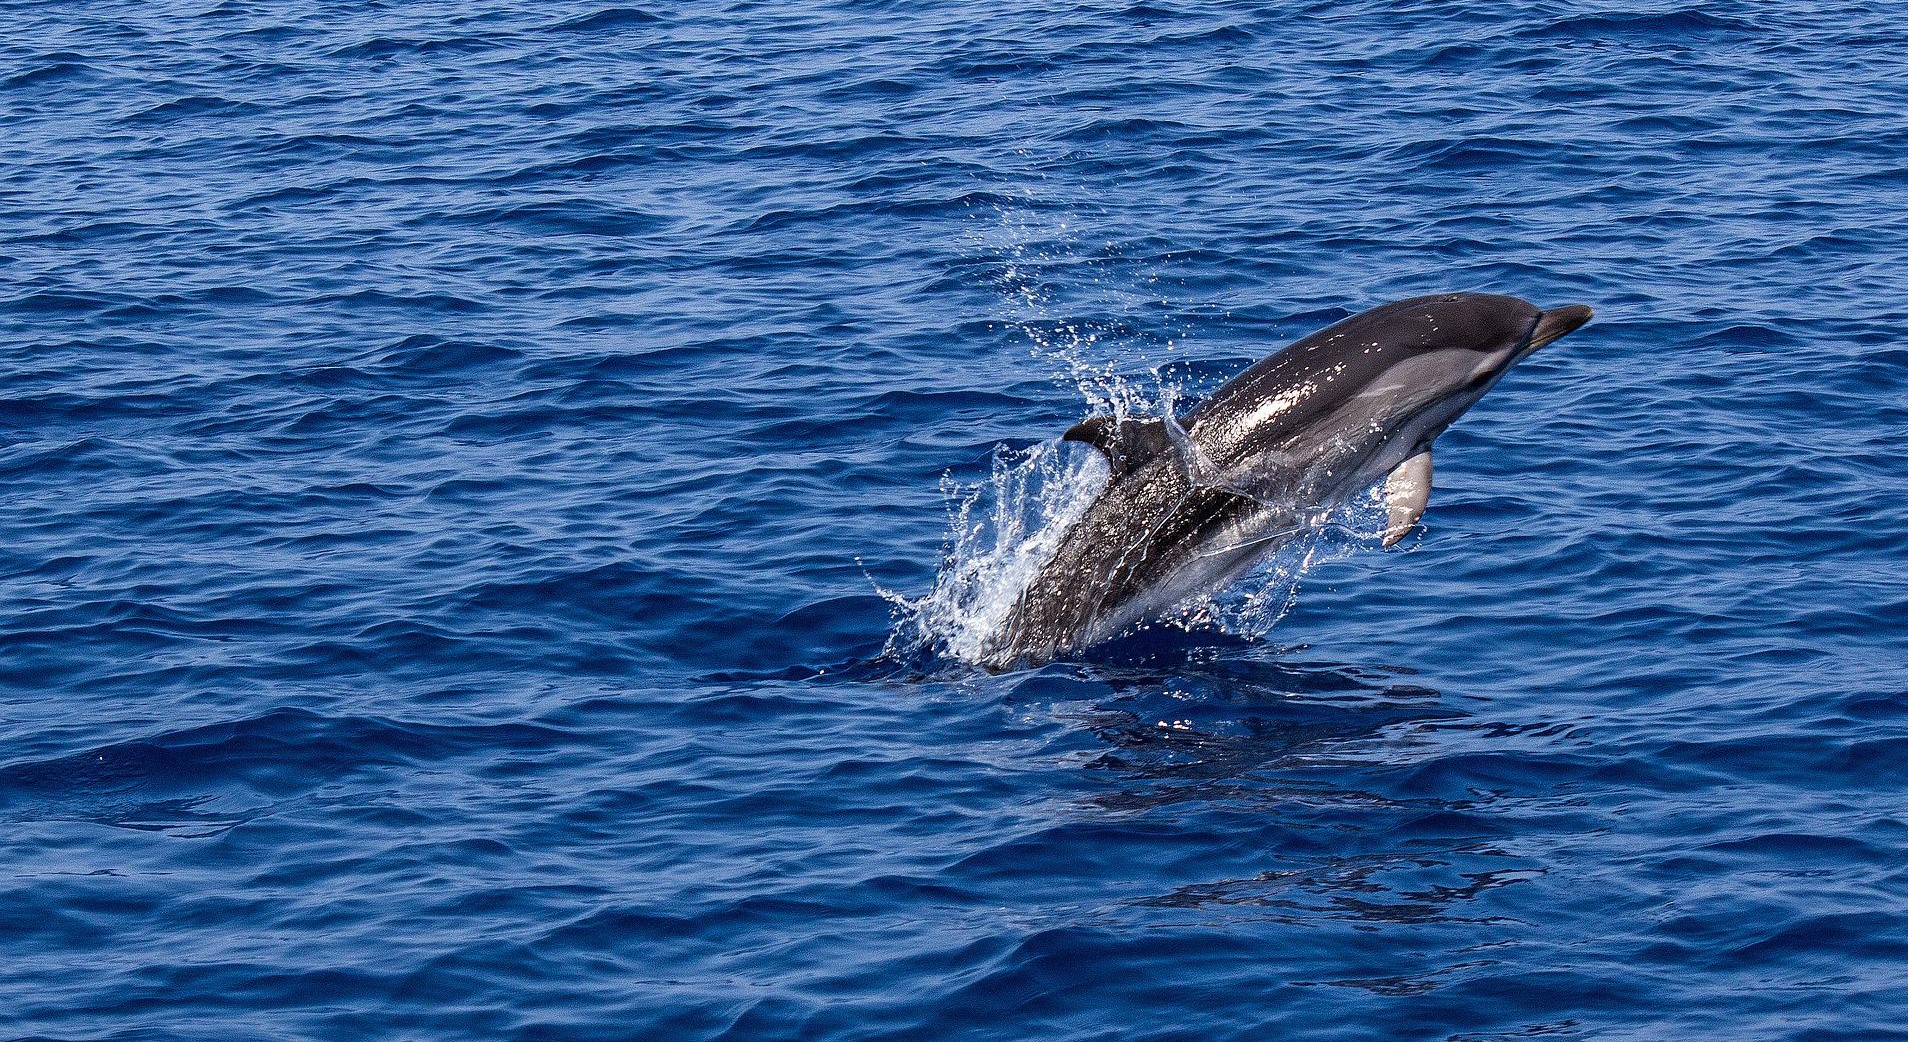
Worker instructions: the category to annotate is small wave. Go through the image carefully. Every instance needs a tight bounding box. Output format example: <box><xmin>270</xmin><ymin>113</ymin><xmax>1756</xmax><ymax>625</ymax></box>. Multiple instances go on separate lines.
<box><xmin>1516</xmin><ymin>10</ymin><xmax>1765</xmax><ymax>42</ymax></box>
<box><xmin>547</xmin><ymin>7</ymin><xmax>665</xmax><ymax>32</ymax></box>
<box><xmin>3</xmin><ymin>60</ymin><xmax>98</xmax><ymax>89</ymax></box>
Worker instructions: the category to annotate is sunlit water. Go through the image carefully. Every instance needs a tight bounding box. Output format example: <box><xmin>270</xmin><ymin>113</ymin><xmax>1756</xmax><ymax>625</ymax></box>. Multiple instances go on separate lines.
<box><xmin>5</xmin><ymin>2</ymin><xmax>1908</xmax><ymax>1040</ymax></box>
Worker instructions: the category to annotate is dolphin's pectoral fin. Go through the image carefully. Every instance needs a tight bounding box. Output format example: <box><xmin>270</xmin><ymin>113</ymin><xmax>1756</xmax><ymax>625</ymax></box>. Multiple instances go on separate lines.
<box><xmin>1382</xmin><ymin>450</ymin><xmax>1433</xmax><ymax>547</ymax></box>
<box><xmin>1062</xmin><ymin>415</ymin><xmax>1173</xmax><ymax>478</ymax></box>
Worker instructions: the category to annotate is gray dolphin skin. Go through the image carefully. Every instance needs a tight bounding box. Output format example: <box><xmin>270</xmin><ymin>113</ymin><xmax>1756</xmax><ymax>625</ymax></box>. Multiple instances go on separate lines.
<box><xmin>981</xmin><ymin>292</ymin><xmax>1593</xmax><ymax>671</ymax></box>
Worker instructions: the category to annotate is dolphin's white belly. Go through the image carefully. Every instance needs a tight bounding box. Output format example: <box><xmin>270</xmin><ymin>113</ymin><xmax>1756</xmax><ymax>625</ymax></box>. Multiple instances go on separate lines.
<box><xmin>1078</xmin><ymin>498</ymin><xmax>1306</xmax><ymax>645</ymax></box>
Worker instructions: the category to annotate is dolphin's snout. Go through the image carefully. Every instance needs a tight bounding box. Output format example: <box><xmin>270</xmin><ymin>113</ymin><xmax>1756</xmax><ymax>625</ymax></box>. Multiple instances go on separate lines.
<box><xmin>1530</xmin><ymin>304</ymin><xmax>1593</xmax><ymax>349</ymax></box>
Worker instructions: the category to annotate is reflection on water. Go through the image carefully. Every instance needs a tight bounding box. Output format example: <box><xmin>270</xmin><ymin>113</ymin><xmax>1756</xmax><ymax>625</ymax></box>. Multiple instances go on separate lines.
<box><xmin>1056</xmin><ymin>640</ymin><xmax>1456</xmax><ymax>783</ymax></box>
<box><xmin>1138</xmin><ymin>853</ymin><xmax>1542</xmax><ymax>924</ymax></box>
<box><xmin>1032</xmin><ymin>643</ymin><xmax>1553</xmax><ymax>937</ymax></box>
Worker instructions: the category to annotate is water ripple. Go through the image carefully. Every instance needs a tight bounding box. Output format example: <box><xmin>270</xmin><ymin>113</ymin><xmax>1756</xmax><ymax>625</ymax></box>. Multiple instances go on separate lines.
<box><xmin>3</xmin><ymin>0</ymin><xmax>1906</xmax><ymax>1039</ymax></box>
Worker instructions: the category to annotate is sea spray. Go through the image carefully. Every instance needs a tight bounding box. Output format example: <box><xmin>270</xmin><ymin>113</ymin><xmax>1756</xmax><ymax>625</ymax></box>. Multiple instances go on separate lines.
<box><xmin>882</xmin><ymin>440</ymin><xmax>1109</xmax><ymax>665</ymax></box>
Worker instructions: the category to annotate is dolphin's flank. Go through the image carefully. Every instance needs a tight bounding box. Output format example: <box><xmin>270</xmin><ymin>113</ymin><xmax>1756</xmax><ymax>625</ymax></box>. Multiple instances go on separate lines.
<box><xmin>980</xmin><ymin>292</ymin><xmax>1593</xmax><ymax>671</ymax></box>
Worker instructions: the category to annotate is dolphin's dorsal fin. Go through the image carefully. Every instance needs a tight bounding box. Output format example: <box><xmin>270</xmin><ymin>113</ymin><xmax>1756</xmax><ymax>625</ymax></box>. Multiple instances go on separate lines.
<box><xmin>1062</xmin><ymin>415</ymin><xmax>1173</xmax><ymax>478</ymax></box>
<box><xmin>1382</xmin><ymin>450</ymin><xmax>1433</xmax><ymax>547</ymax></box>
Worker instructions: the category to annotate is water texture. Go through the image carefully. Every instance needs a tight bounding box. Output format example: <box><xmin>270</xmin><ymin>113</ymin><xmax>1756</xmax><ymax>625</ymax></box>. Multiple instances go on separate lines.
<box><xmin>5</xmin><ymin>1</ymin><xmax>1907</xmax><ymax>1039</ymax></box>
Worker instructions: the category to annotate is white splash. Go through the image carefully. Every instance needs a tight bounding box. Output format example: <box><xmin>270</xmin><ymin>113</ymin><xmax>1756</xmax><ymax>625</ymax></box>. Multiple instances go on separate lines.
<box><xmin>884</xmin><ymin>440</ymin><xmax>1109</xmax><ymax>664</ymax></box>
<box><xmin>966</xmin><ymin>188</ymin><xmax>1189</xmax><ymax>422</ymax></box>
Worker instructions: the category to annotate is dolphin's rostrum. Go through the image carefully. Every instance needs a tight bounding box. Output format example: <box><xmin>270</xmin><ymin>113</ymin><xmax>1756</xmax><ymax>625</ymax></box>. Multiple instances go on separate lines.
<box><xmin>981</xmin><ymin>292</ymin><xmax>1593</xmax><ymax>670</ymax></box>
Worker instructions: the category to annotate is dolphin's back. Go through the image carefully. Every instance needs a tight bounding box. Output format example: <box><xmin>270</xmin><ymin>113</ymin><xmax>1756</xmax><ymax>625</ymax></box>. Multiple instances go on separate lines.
<box><xmin>1190</xmin><ymin>293</ymin><xmax>1541</xmax><ymax>458</ymax></box>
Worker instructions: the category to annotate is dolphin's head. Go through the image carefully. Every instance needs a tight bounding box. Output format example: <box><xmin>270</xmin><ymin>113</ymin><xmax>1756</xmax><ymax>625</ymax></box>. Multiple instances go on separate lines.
<box><xmin>1188</xmin><ymin>292</ymin><xmax>1592</xmax><ymax>483</ymax></box>
<box><xmin>1439</xmin><ymin>292</ymin><xmax>1592</xmax><ymax>375</ymax></box>
<box><xmin>1317</xmin><ymin>292</ymin><xmax>1593</xmax><ymax>456</ymax></box>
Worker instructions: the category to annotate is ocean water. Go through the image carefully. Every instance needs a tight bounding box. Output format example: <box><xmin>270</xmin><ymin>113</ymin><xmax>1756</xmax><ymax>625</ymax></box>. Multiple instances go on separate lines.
<box><xmin>5</xmin><ymin>1</ymin><xmax>1907</xmax><ymax>1039</ymax></box>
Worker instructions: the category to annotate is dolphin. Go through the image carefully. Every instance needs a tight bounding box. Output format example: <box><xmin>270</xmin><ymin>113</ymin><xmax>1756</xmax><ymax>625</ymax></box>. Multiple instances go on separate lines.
<box><xmin>980</xmin><ymin>292</ymin><xmax>1592</xmax><ymax>670</ymax></box>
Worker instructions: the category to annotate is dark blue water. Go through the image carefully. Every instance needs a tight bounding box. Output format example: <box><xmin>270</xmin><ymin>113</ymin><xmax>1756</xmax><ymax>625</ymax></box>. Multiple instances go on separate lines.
<box><xmin>6</xmin><ymin>2</ymin><xmax>1908</xmax><ymax>1038</ymax></box>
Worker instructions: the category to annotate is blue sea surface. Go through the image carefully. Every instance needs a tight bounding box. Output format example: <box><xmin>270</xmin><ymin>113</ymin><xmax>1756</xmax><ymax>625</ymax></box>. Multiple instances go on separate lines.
<box><xmin>5</xmin><ymin>1</ymin><xmax>1908</xmax><ymax>1039</ymax></box>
